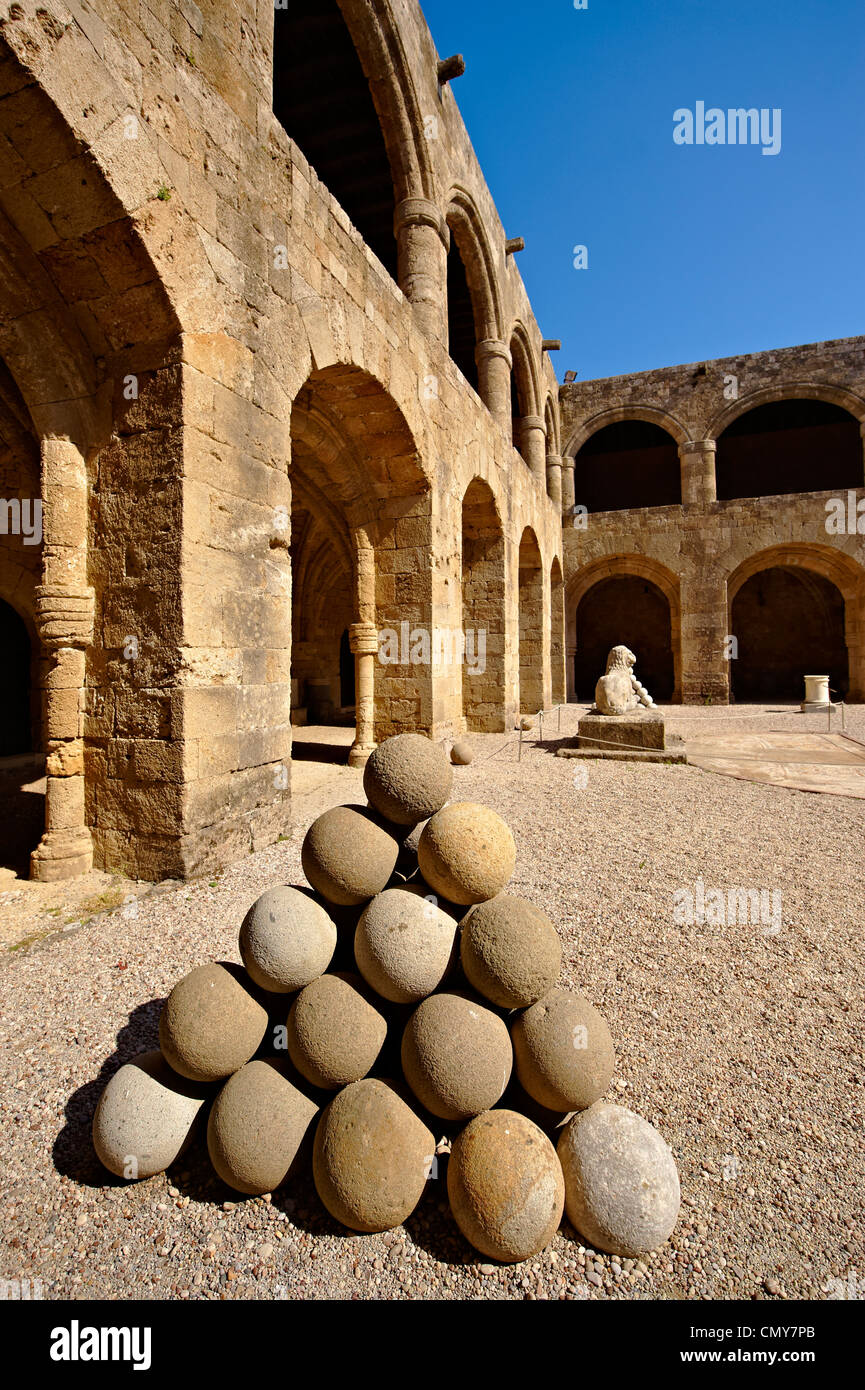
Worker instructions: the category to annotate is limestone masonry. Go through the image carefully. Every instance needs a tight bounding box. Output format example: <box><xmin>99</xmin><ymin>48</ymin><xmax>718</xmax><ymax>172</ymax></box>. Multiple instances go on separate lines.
<box><xmin>0</xmin><ymin>0</ymin><xmax>861</xmax><ymax>883</ymax></box>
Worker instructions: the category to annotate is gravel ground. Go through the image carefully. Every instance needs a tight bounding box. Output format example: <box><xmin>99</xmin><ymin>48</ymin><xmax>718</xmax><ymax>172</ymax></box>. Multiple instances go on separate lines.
<box><xmin>1</xmin><ymin>703</ymin><xmax>862</xmax><ymax>1302</ymax></box>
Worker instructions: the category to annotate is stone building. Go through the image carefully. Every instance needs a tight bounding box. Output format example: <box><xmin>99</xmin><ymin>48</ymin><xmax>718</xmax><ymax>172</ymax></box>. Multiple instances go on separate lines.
<box><xmin>0</xmin><ymin>1</ymin><xmax>862</xmax><ymax>887</ymax></box>
<box><xmin>560</xmin><ymin>337</ymin><xmax>865</xmax><ymax>707</ymax></box>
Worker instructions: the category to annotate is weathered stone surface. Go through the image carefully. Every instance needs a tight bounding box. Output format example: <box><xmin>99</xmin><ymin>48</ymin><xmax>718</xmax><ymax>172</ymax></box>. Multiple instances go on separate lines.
<box><xmin>207</xmin><ymin>1060</ymin><xmax>319</xmax><ymax>1196</ymax></box>
<box><xmin>158</xmin><ymin>963</ymin><xmax>269</xmax><ymax>1084</ymax></box>
<box><xmin>354</xmin><ymin>885</ymin><xmax>457</xmax><ymax>1003</ymax></box>
<box><xmin>313</xmin><ymin>1079</ymin><xmax>435</xmax><ymax>1233</ymax></box>
<box><xmin>363</xmin><ymin>732</ymin><xmax>452</xmax><ymax>825</ymax></box>
<box><xmin>460</xmin><ymin>893</ymin><xmax>561</xmax><ymax>1008</ymax></box>
<box><xmin>401</xmin><ymin>991</ymin><xmax>512</xmax><ymax>1120</ymax></box>
<box><xmin>450</xmin><ymin>740</ymin><xmax>473</xmax><ymax>765</ymax></box>
<box><xmin>577</xmin><ymin>711</ymin><xmax>666</xmax><ymax>752</ymax></box>
<box><xmin>556</xmin><ymin>1102</ymin><xmax>680</xmax><ymax>1256</ymax></box>
<box><xmin>301</xmin><ymin>805</ymin><xmax>400</xmax><ymax>906</ymax></box>
<box><xmin>511</xmin><ymin>988</ymin><xmax>615</xmax><ymax>1112</ymax></box>
<box><xmin>418</xmin><ymin>802</ymin><xmax>515</xmax><ymax>906</ymax></box>
<box><xmin>286</xmin><ymin>972</ymin><xmax>387</xmax><ymax>1089</ymax></box>
<box><xmin>92</xmin><ymin>1050</ymin><xmax>210</xmax><ymax>1179</ymax></box>
<box><xmin>239</xmin><ymin>885</ymin><xmax>336</xmax><ymax>993</ymax></box>
<box><xmin>447</xmin><ymin>1109</ymin><xmax>565</xmax><ymax>1262</ymax></box>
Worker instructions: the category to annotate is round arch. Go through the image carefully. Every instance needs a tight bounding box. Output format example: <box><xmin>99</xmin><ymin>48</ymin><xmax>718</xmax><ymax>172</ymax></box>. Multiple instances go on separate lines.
<box><xmin>707</xmin><ymin>383</ymin><xmax>865</xmax><ymax>443</ymax></box>
<box><xmin>567</xmin><ymin>554</ymin><xmax>682</xmax><ymax>702</ymax></box>
<box><xmin>564</xmin><ymin>405</ymin><xmax>690</xmax><ymax>460</ymax></box>
<box><xmin>445</xmin><ymin>187</ymin><xmax>503</xmax><ymax>343</ymax></box>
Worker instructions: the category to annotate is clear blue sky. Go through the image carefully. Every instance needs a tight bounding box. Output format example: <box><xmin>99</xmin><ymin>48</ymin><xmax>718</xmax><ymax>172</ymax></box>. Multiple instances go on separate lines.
<box><xmin>422</xmin><ymin>0</ymin><xmax>865</xmax><ymax>382</ymax></box>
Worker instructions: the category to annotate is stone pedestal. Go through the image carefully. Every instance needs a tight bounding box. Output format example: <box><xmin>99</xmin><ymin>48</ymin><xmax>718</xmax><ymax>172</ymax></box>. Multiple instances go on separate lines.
<box><xmin>556</xmin><ymin>709</ymin><xmax>687</xmax><ymax>764</ymax></box>
<box><xmin>800</xmin><ymin>674</ymin><xmax>832</xmax><ymax>712</ymax></box>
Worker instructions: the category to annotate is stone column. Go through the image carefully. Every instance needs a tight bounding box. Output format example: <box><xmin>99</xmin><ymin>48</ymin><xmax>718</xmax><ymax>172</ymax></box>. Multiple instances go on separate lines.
<box><xmin>520</xmin><ymin>415</ymin><xmax>547</xmax><ymax>483</ymax></box>
<box><xmin>679</xmin><ymin>439</ymin><xmax>717</xmax><ymax>506</ymax></box>
<box><xmin>566</xmin><ymin>643</ymin><xmax>577</xmax><ymax>701</ymax></box>
<box><xmin>561</xmin><ymin>455</ymin><xmax>576</xmax><ymax>515</ymax></box>
<box><xmin>474</xmin><ymin>338</ymin><xmax>512</xmax><ymax>432</ymax></box>
<box><xmin>394</xmin><ymin>197</ymin><xmax>449</xmax><ymax>347</ymax></box>
<box><xmin>546</xmin><ymin>453</ymin><xmax>563</xmax><ymax>507</ymax></box>
<box><xmin>348</xmin><ymin>621</ymin><xmax>378</xmax><ymax>768</ymax></box>
<box><xmin>860</xmin><ymin>422</ymin><xmax>865</xmax><ymax>485</ymax></box>
<box><xmin>31</xmin><ymin>437</ymin><xmax>95</xmax><ymax>881</ymax></box>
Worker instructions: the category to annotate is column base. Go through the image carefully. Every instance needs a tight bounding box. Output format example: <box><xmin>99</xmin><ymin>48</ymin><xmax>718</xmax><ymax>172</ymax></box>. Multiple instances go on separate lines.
<box><xmin>348</xmin><ymin>742</ymin><xmax>376</xmax><ymax>769</ymax></box>
<box><xmin>30</xmin><ymin>828</ymin><xmax>93</xmax><ymax>882</ymax></box>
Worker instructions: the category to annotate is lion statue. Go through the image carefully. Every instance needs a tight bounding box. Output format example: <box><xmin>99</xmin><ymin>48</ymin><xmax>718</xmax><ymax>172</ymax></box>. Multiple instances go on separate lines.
<box><xmin>594</xmin><ymin>645</ymin><xmax>655</xmax><ymax>716</ymax></box>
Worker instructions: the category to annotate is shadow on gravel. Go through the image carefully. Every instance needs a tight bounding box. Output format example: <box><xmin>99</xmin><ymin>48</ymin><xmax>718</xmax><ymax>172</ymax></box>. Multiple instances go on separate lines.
<box><xmin>52</xmin><ymin>997</ymin><xmax>165</xmax><ymax>1187</ymax></box>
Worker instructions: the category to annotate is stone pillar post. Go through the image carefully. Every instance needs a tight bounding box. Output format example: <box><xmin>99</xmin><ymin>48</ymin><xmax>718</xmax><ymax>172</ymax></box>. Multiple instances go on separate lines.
<box><xmin>561</xmin><ymin>455</ymin><xmax>576</xmax><ymax>515</ymax></box>
<box><xmin>31</xmin><ymin>437</ymin><xmax>95</xmax><ymax>881</ymax></box>
<box><xmin>474</xmin><ymin>339</ymin><xmax>512</xmax><ymax>432</ymax></box>
<box><xmin>679</xmin><ymin>439</ymin><xmax>717</xmax><ymax>506</ymax></box>
<box><xmin>394</xmin><ymin>197</ymin><xmax>449</xmax><ymax>346</ymax></box>
<box><xmin>348</xmin><ymin>621</ymin><xmax>378</xmax><ymax>768</ymax></box>
<box><xmin>545</xmin><ymin>453</ymin><xmax>563</xmax><ymax>507</ymax></box>
<box><xmin>860</xmin><ymin>422</ymin><xmax>865</xmax><ymax>485</ymax></box>
<box><xmin>520</xmin><ymin>415</ymin><xmax>547</xmax><ymax>483</ymax></box>
<box><xmin>566</xmin><ymin>643</ymin><xmax>577</xmax><ymax>701</ymax></box>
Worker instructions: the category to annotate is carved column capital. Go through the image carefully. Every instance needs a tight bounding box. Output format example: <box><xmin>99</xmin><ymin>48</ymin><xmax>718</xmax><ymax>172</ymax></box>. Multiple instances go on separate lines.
<box><xmin>349</xmin><ymin>621</ymin><xmax>378</xmax><ymax>657</ymax></box>
<box><xmin>35</xmin><ymin>585</ymin><xmax>95</xmax><ymax>648</ymax></box>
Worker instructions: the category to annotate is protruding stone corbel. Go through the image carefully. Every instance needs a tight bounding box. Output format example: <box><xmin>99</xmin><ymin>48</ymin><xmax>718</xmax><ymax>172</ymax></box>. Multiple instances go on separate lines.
<box><xmin>437</xmin><ymin>54</ymin><xmax>466</xmax><ymax>84</ymax></box>
<box><xmin>505</xmin><ymin>237</ymin><xmax>525</xmax><ymax>255</ymax></box>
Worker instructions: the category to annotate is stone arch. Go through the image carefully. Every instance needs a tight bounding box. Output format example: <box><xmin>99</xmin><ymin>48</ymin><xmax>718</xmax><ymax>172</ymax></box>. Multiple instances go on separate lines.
<box><xmin>726</xmin><ymin>544</ymin><xmax>865</xmax><ymax>701</ymax></box>
<box><xmin>550</xmin><ymin>556</ymin><xmax>565</xmax><ymax>705</ymax></box>
<box><xmin>544</xmin><ymin>394</ymin><xmax>560</xmax><ymax>456</ymax></box>
<box><xmin>461</xmin><ymin>478</ymin><xmax>505</xmax><ymax>732</ymax></box>
<box><xmin>445</xmin><ymin>188</ymin><xmax>503</xmax><ymax>342</ymax></box>
<box><xmin>509</xmin><ymin>324</ymin><xmax>545</xmax><ymax>478</ymax></box>
<box><xmin>518</xmin><ymin>527</ymin><xmax>544</xmax><ymax>714</ymax></box>
<box><xmin>567</xmin><ymin>555</ymin><xmax>682</xmax><ymax>702</ymax></box>
<box><xmin>571</xmin><ymin>417</ymin><xmax>683</xmax><ymax>512</ymax></box>
<box><xmin>713</xmin><ymin>396</ymin><xmax>863</xmax><ymax>500</ymax></box>
<box><xmin>707</xmin><ymin>383</ymin><xmax>865</xmax><ymax>442</ymax></box>
<box><xmin>564</xmin><ymin>405</ymin><xmax>690</xmax><ymax>460</ymax></box>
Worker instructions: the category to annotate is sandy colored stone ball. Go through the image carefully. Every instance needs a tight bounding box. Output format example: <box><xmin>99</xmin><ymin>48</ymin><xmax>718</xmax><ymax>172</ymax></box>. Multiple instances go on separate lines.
<box><xmin>354</xmin><ymin>885</ymin><xmax>457</xmax><ymax>1004</ymax></box>
<box><xmin>460</xmin><ymin>893</ymin><xmax>562</xmax><ymax>1008</ymax></box>
<box><xmin>363</xmin><ymin>733</ymin><xmax>453</xmax><ymax>826</ymax></box>
<box><xmin>417</xmin><ymin>802</ymin><xmax>516</xmax><ymax>906</ymax></box>
<box><xmin>511</xmin><ymin>988</ymin><xmax>615</xmax><ymax>1113</ymax></box>
<box><xmin>301</xmin><ymin>805</ymin><xmax>400</xmax><ymax>906</ymax></box>
<box><xmin>450</xmin><ymin>740</ymin><xmax>473</xmax><ymax>765</ymax></box>
<box><xmin>207</xmin><ymin>1060</ymin><xmax>319</xmax><ymax>1196</ymax></box>
<box><xmin>286</xmin><ymin>973</ymin><xmax>387</xmax><ymax>1089</ymax></box>
<box><xmin>239</xmin><ymin>885</ymin><xmax>336</xmax><ymax>993</ymax></box>
<box><xmin>313</xmin><ymin>1079</ymin><xmax>435</xmax><ymax>1233</ymax></box>
<box><xmin>401</xmin><ymin>992</ymin><xmax>512</xmax><ymax>1121</ymax></box>
<box><xmin>158</xmin><ymin>962</ymin><xmax>269</xmax><ymax>1084</ymax></box>
<box><xmin>557</xmin><ymin>1103</ymin><xmax>681</xmax><ymax>1256</ymax></box>
<box><xmin>447</xmin><ymin>1109</ymin><xmax>565</xmax><ymax>1262</ymax></box>
<box><xmin>92</xmin><ymin>1051</ymin><xmax>210</xmax><ymax>1180</ymax></box>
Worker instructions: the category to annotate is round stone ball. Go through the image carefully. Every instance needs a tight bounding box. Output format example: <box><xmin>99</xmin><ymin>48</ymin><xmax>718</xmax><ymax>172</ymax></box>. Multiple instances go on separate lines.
<box><xmin>450</xmin><ymin>740</ymin><xmax>473</xmax><ymax>766</ymax></box>
<box><xmin>313</xmin><ymin>1078</ymin><xmax>435</xmax><ymax>1232</ymax></box>
<box><xmin>301</xmin><ymin>805</ymin><xmax>400</xmax><ymax>906</ymax></box>
<box><xmin>511</xmin><ymin>989</ymin><xmax>615</xmax><ymax>1113</ymax></box>
<box><xmin>401</xmin><ymin>992</ymin><xmax>512</xmax><ymax>1121</ymax></box>
<box><xmin>363</xmin><ymin>733</ymin><xmax>453</xmax><ymax>827</ymax></box>
<box><xmin>92</xmin><ymin>1051</ymin><xmax>210</xmax><ymax>1180</ymax></box>
<box><xmin>460</xmin><ymin>894</ymin><xmax>562</xmax><ymax>1009</ymax></box>
<box><xmin>159</xmin><ymin>963</ymin><xmax>269</xmax><ymax>1084</ymax></box>
<box><xmin>418</xmin><ymin>802</ymin><xmax>516</xmax><ymax>906</ymax></box>
<box><xmin>239</xmin><ymin>886</ymin><xmax>336</xmax><ymax>994</ymax></box>
<box><xmin>447</xmin><ymin>1109</ymin><xmax>564</xmax><ymax>1263</ymax></box>
<box><xmin>557</xmin><ymin>1102</ymin><xmax>680</xmax><ymax>1256</ymax></box>
<box><xmin>207</xmin><ymin>1060</ymin><xmax>319</xmax><ymax>1196</ymax></box>
<box><xmin>286</xmin><ymin>973</ymin><xmax>387</xmax><ymax>1090</ymax></box>
<box><xmin>354</xmin><ymin>885</ymin><xmax>457</xmax><ymax>1004</ymax></box>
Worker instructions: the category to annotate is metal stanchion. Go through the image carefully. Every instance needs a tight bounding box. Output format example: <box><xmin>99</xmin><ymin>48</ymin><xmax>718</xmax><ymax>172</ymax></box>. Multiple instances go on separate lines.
<box><xmin>558</xmin><ymin>704</ymin><xmax>562</xmax><ymax>733</ymax></box>
<box><xmin>518</xmin><ymin>726</ymin><xmax>522</xmax><ymax>762</ymax></box>
<box><xmin>539</xmin><ymin>710</ymin><xmax>544</xmax><ymax>744</ymax></box>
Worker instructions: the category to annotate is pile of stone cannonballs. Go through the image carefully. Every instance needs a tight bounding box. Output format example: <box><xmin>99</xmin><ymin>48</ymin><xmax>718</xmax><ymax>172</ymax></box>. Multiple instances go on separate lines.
<box><xmin>92</xmin><ymin>733</ymin><xmax>680</xmax><ymax>1265</ymax></box>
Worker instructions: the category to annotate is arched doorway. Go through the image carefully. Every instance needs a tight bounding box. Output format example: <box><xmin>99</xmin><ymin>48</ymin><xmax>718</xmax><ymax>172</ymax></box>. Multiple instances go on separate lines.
<box><xmin>461</xmin><ymin>479</ymin><xmax>505</xmax><ymax>731</ymax></box>
<box><xmin>518</xmin><ymin>529</ymin><xmax>544</xmax><ymax>715</ymax></box>
<box><xmin>550</xmin><ymin>558</ymin><xmax>565</xmax><ymax>704</ymax></box>
<box><xmin>716</xmin><ymin>400</ymin><xmax>862</xmax><ymax>500</ymax></box>
<box><xmin>0</xmin><ymin>598</ymin><xmax>31</xmax><ymax>755</ymax></box>
<box><xmin>574</xmin><ymin>421</ymin><xmax>681</xmax><ymax>512</ymax></box>
<box><xmin>731</xmin><ymin>567</ymin><xmax>849</xmax><ymax>701</ymax></box>
<box><xmin>575</xmin><ymin>576</ymin><xmax>675</xmax><ymax>701</ymax></box>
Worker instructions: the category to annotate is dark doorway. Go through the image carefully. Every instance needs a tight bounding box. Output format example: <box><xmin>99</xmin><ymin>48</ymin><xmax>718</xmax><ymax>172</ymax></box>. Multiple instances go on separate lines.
<box><xmin>575</xmin><ymin>576</ymin><xmax>674</xmax><ymax>701</ymax></box>
<box><xmin>575</xmin><ymin>421</ymin><xmax>681</xmax><ymax>512</ymax></box>
<box><xmin>272</xmin><ymin>0</ymin><xmax>398</xmax><ymax>279</ymax></box>
<box><xmin>339</xmin><ymin>628</ymin><xmax>355</xmax><ymax>707</ymax></box>
<box><xmin>716</xmin><ymin>400</ymin><xmax>861</xmax><ymax>500</ymax></box>
<box><xmin>447</xmin><ymin>243</ymin><xmax>479</xmax><ymax>392</ymax></box>
<box><xmin>0</xmin><ymin>599</ymin><xmax>32</xmax><ymax>755</ymax></box>
<box><xmin>731</xmin><ymin>567</ymin><xmax>848</xmax><ymax>701</ymax></box>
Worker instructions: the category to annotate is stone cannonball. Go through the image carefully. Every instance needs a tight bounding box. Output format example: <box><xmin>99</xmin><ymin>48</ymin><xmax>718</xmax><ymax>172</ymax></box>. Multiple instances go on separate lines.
<box><xmin>159</xmin><ymin>963</ymin><xmax>269</xmax><ymax>1084</ymax></box>
<box><xmin>450</xmin><ymin>740</ymin><xmax>473</xmax><ymax>766</ymax></box>
<box><xmin>239</xmin><ymin>886</ymin><xmax>336</xmax><ymax>994</ymax></box>
<box><xmin>460</xmin><ymin>893</ymin><xmax>562</xmax><ymax>1009</ymax></box>
<box><xmin>511</xmin><ymin>988</ymin><xmax>615</xmax><ymax>1113</ymax></box>
<box><xmin>207</xmin><ymin>1060</ymin><xmax>319</xmax><ymax>1196</ymax></box>
<box><xmin>447</xmin><ymin>1109</ymin><xmax>564</xmax><ymax>1263</ymax></box>
<box><xmin>557</xmin><ymin>1102</ymin><xmax>681</xmax><ymax>1256</ymax></box>
<box><xmin>301</xmin><ymin>805</ymin><xmax>400</xmax><ymax>907</ymax></box>
<box><xmin>363</xmin><ymin>733</ymin><xmax>453</xmax><ymax>826</ymax></box>
<box><xmin>313</xmin><ymin>1079</ymin><xmax>435</xmax><ymax>1233</ymax></box>
<box><xmin>286</xmin><ymin>973</ymin><xmax>387</xmax><ymax>1090</ymax></box>
<box><xmin>354</xmin><ymin>885</ymin><xmax>457</xmax><ymax>1004</ymax></box>
<box><xmin>417</xmin><ymin>802</ymin><xmax>516</xmax><ymax>906</ymax></box>
<box><xmin>92</xmin><ymin>1050</ymin><xmax>210</xmax><ymax>1180</ymax></box>
<box><xmin>401</xmin><ymin>992</ymin><xmax>512</xmax><ymax>1121</ymax></box>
